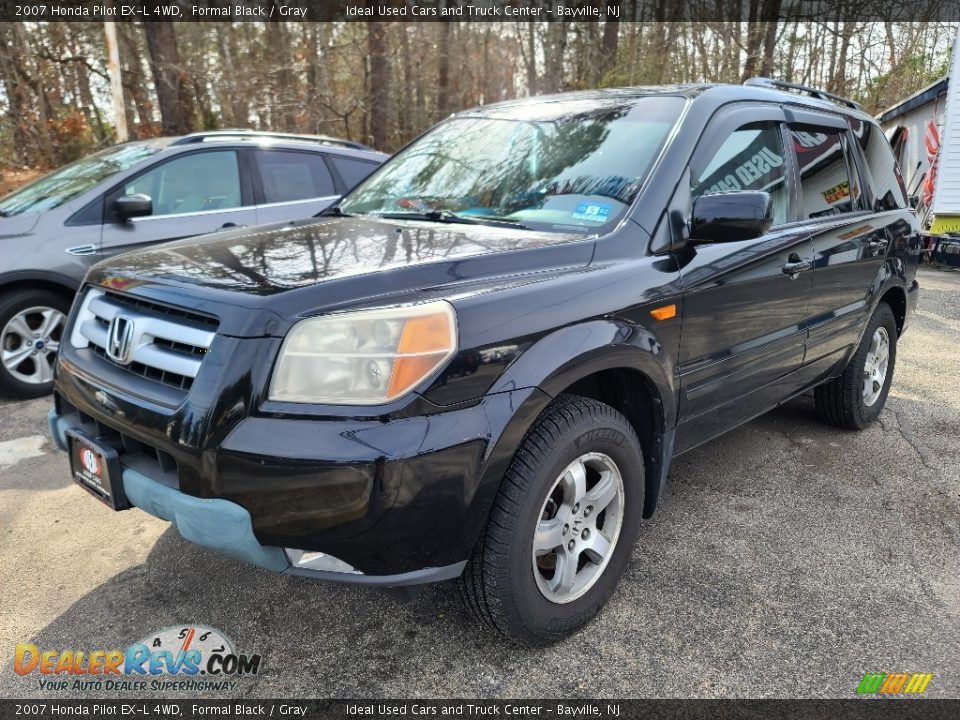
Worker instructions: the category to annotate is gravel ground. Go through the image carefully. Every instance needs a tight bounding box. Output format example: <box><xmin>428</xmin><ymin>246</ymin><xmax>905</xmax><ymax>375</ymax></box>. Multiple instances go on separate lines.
<box><xmin>1</xmin><ymin>266</ymin><xmax>958</xmax><ymax>699</ymax></box>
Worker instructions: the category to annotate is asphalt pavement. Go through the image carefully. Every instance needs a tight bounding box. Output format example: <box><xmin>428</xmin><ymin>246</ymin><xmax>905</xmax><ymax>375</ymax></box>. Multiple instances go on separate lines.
<box><xmin>1</xmin><ymin>267</ymin><xmax>958</xmax><ymax>699</ymax></box>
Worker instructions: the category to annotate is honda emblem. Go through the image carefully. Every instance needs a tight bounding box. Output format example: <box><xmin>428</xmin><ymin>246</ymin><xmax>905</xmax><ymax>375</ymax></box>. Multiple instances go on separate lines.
<box><xmin>106</xmin><ymin>315</ymin><xmax>135</xmax><ymax>365</ymax></box>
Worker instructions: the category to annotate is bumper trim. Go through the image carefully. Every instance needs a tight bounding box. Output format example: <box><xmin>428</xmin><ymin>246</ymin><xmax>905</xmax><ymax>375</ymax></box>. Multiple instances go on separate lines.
<box><xmin>284</xmin><ymin>560</ymin><xmax>466</xmax><ymax>586</ymax></box>
<box><xmin>49</xmin><ymin>407</ymin><xmax>289</xmax><ymax>573</ymax></box>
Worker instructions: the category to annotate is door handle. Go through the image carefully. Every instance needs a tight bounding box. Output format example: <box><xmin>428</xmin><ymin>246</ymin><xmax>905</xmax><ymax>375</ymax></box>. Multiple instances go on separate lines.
<box><xmin>219</xmin><ymin>222</ymin><xmax>244</xmax><ymax>231</ymax></box>
<box><xmin>782</xmin><ymin>256</ymin><xmax>812</xmax><ymax>276</ymax></box>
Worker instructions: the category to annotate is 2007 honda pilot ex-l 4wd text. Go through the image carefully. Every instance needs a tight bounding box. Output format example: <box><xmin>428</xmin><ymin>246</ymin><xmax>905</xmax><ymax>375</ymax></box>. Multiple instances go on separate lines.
<box><xmin>50</xmin><ymin>80</ymin><xmax>919</xmax><ymax>645</ymax></box>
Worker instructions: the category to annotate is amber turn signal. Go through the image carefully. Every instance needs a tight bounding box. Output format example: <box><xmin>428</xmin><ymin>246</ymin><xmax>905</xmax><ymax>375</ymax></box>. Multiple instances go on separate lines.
<box><xmin>650</xmin><ymin>304</ymin><xmax>677</xmax><ymax>321</ymax></box>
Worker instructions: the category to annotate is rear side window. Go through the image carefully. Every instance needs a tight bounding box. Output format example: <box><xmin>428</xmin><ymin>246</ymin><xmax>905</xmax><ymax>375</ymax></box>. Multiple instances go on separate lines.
<box><xmin>331</xmin><ymin>156</ymin><xmax>379</xmax><ymax>189</ymax></box>
<box><xmin>849</xmin><ymin>118</ymin><xmax>908</xmax><ymax>211</ymax></box>
<box><xmin>791</xmin><ymin>128</ymin><xmax>861</xmax><ymax>219</ymax></box>
<box><xmin>692</xmin><ymin>121</ymin><xmax>789</xmax><ymax>226</ymax></box>
<box><xmin>256</xmin><ymin>150</ymin><xmax>336</xmax><ymax>203</ymax></box>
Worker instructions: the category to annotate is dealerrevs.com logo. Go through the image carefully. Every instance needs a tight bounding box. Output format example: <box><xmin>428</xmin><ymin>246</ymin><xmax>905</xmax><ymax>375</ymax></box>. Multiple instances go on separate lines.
<box><xmin>13</xmin><ymin>625</ymin><xmax>262</xmax><ymax>692</ymax></box>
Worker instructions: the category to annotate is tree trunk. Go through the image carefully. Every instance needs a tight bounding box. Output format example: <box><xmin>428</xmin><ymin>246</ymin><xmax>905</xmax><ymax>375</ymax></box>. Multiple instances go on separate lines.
<box><xmin>741</xmin><ymin>0</ymin><xmax>764</xmax><ymax>81</ymax></box>
<box><xmin>760</xmin><ymin>0</ymin><xmax>782</xmax><ymax>77</ymax></box>
<box><xmin>103</xmin><ymin>21</ymin><xmax>128</xmax><ymax>142</ymax></box>
<box><xmin>141</xmin><ymin>20</ymin><xmax>193</xmax><ymax>135</ymax></box>
<box><xmin>436</xmin><ymin>19</ymin><xmax>452</xmax><ymax>117</ymax></box>
<box><xmin>367</xmin><ymin>21</ymin><xmax>389</xmax><ymax>149</ymax></box>
<box><xmin>599</xmin><ymin>1</ymin><xmax>621</xmax><ymax>84</ymax></box>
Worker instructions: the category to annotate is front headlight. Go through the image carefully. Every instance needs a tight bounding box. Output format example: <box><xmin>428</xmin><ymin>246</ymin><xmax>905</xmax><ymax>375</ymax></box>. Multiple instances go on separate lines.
<box><xmin>269</xmin><ymin>300</ymin><xmax>457</xmax><ymax>405</ymax></box>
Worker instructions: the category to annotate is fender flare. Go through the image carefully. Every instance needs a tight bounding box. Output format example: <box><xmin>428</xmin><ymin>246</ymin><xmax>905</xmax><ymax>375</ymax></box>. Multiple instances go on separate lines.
<box><xmin>0</xmin><ymin>270</ymin><xmax>80</xmax><ymax>294</ymax></box>
<box><xmin>470</xmin><ymin>319</ymin><xmax>677</xmax><ymax>540</ymax></box>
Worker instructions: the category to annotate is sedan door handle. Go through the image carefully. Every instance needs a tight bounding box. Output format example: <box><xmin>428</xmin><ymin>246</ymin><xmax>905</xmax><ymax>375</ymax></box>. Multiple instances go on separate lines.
<box><xmin>782</xmin><ymin>257</ymin><xmax>813</xmax><ymax>276</ymax></box>
<box><xmin>219</xmin><ymin>222</ymin><xmax>244</xmax><ymax>230</ymax></box>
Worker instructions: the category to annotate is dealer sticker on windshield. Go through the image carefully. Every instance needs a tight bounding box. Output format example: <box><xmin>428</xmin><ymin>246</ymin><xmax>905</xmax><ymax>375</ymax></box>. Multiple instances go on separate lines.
<box><xmin>571</xmin><ymin>202</ymin><xmax>611</xmax><ymax>222</ymax></box>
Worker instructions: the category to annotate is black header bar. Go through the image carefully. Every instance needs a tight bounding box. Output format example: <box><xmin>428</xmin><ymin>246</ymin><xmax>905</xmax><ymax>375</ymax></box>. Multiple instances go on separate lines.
<box><xmin>2</xmin><ymin>699</ymin><xmax>960</xmax><ymax>719</ymax></box>
<box><xmin>2</xmin><ymin>0</ymin><xmax>960</xmax><ymax>23</ymax></box>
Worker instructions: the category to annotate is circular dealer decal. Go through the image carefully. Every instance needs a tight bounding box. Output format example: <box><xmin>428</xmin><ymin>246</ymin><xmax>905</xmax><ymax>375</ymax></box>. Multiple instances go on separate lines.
<box><xmin>79</xmin><ymin>448</ymin><xmax>100</xmax><ymax>476</ymax></box>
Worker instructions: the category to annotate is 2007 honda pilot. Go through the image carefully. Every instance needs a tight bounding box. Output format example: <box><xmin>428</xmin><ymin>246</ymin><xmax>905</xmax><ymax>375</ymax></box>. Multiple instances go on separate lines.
<box><xmin>51</xmin><ymin>79</ymin><xmax>919</xmax><ymax>645</ymax></box>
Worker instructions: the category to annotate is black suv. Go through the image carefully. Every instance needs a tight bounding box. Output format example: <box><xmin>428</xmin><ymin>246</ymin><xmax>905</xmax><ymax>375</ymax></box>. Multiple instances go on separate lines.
<box><xmin>51</xmin><ymin>79</ymin><xmax>919</xmax><ymax>645</ymax></box>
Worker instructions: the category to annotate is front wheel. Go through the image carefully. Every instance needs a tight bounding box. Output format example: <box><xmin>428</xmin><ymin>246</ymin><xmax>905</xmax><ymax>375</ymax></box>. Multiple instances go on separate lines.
<box><xmin>460</xmin><ymin>395</ymin><xmax>645</xmax><ymax>646</ymax></box>
<box><xmin>815</xmin><ymin>302</ymin><xmax>897</xmax><ymax>430</ymax></box>
<box><xmin>0</xmin><ymin>289</ymin><xmax>70</xmax><ymax>399</ymax></box>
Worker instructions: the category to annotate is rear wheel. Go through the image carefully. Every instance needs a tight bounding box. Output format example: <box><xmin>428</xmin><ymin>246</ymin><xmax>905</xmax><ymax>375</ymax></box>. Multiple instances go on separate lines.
<box><xmin>815</xmin><ymin>302</ymin><xmax>897</xmax><ymax>430</ymax></box>
<box><xmin>0</xmin><ymin>289</ymin><xmax>70</xmax><ymax>398</ymax></box>
<box><xmin>460</xmin><ymin>395</ymin><xmax>644</xmax><ymax>646</ymax></box>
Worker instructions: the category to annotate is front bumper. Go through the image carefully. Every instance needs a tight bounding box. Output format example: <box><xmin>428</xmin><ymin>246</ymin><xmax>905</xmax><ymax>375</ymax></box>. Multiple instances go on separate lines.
<box><xmin>49</xmin><ymin>406</ymin><xmax>467</xmax><ymax>585</ymax></box>
<box><xmin>49</xmin><ymin>379</ymin><xmax>548</xmax><ymax>584</ymax></box>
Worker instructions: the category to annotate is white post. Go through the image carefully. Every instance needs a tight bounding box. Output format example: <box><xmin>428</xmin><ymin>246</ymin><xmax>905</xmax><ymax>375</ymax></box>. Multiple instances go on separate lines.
<box><xmin>103</xmin><ymin>19</ymin><xmax>128</xmax><ymax>143</ymax></box>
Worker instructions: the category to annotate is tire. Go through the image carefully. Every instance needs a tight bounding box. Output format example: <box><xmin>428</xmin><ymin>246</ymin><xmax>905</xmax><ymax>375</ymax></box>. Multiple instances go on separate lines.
<box><xmin>814</xmin><ymin>302</ymin><xmax>897</xmax><ymax>430</ymax></box>
<box><xmin>460</xmin><ymin>395</ymin><xmax>645</xmax><ymax>646</ymax></box>
<box><xmin>0</xmin><ymin>289</ymin><xmax>71</xmax><ymax>399</ymax></box>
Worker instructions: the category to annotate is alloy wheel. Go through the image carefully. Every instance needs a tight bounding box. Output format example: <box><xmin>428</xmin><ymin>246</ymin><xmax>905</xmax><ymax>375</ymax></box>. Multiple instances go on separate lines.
<box><xmin>532</xmin><ymin>452</ymin><xmax>625</xmax><ymax>604</ymax></box>
<box><xmin>1</xmin><ymin>306</ymin><xmax>65</xmax><ymax>385</ymax></box>
<box><xmin>862</xmin><ymin>326</ymin><xmax>890</xmax><ymax>407</ymax></box>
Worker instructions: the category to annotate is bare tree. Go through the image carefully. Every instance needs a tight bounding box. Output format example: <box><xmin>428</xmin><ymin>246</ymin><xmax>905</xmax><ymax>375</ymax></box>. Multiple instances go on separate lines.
<box><xmin>366</xmin><ymin>21</ymin><xmax>389</xmax><ymax>149</ymax></box>
<box><xmin>141</xmin><ymin>20</ymin><xmax>193</xmax><ymax>135</ymax></box>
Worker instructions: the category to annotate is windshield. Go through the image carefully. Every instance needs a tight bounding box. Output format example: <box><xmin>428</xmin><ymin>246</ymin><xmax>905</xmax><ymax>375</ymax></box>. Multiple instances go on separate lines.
<box><xmin>0</xmin><ymin>143</ymin><xmax>164</xmax><ymax>217</ymax></box>
<box><xmin>340</xmin><ymin>96</ymin><xmax>685</xmax><ymax>233</ymax></box>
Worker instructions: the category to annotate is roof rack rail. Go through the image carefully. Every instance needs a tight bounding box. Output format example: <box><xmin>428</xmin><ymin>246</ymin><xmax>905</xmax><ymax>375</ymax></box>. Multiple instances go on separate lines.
<box><xmin>171</xmin><ymin>130</ymin><xmax>374</xmax><ymax>152</ymax></box>
<box><xmin>744</xmin><ymin>77</ymin><xmax>862</xmax><ymax>111</ymax></box>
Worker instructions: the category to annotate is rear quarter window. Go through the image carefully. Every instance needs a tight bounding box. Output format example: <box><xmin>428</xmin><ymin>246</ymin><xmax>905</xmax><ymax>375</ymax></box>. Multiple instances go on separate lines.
<box><xmin>849</xmin><ymin>118</ymin><xmax>908</xmax><ymax>211</ymax></box>
<box><xmin>331</xmin><ymin>156</ymin><xmax>379</xmax><ymax>189</ymax></box>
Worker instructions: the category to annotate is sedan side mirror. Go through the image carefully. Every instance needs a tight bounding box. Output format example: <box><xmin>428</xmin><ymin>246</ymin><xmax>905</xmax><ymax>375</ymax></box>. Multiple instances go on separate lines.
<box><xmin>690</xmin><ymin>191</ymin><xmax>772</xmax><ymax>243</ymax></box>
<box><xmin>113</xmin><ymin>193</ymin><xmax>153</xmax><ymax>221</ymax></box>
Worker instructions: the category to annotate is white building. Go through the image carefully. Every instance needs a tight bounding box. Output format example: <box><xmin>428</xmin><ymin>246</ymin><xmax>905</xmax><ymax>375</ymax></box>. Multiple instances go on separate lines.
<box><xmin>877</xmin><ymin>76</ymin><xmax>948</xmax><ymax>201</ymax></box>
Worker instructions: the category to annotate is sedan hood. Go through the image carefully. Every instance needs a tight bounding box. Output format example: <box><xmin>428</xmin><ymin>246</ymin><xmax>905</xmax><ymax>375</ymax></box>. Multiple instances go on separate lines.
<box><xmin>87</xmin><ymin>216</ymin><xmax>593</xmax><ymax>336</ymax></box>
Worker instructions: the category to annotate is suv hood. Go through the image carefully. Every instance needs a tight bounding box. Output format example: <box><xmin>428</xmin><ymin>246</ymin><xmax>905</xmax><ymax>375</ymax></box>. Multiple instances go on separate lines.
<box><xmin>86</xmin><ymin>216</ymin><xmax>594</xmax><ymax>336</ymax></box>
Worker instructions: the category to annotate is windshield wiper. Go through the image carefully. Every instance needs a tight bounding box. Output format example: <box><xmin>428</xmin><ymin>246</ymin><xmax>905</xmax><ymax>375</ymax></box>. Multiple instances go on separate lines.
<box><xmin>377</xmin><ymin>210</ymin><xmax>531</xmax><ymax>230</ymax></box>
<box><xmin>376</xmin><ymin>210</ymin><xmax>477</xmax><ymax>224</ymax></box>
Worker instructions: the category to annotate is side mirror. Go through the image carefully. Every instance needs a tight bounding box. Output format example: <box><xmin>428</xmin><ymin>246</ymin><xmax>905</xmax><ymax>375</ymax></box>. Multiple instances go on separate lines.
<box><xmin>113</xmin><ymin>193</ymin><xmax>152</xmax><ymax>220</ymax></box>
<box><xmin>690</xmin><ymin>191</ymin><xmax>772</xmax><ymax>243</ymax></box>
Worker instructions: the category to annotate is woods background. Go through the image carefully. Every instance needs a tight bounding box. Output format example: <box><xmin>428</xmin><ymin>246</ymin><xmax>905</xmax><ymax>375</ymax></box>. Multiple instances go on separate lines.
<box><xmin>0</xmin><ymin>14</ymin><xmax>955</xmax><ymax>175</ymax></box>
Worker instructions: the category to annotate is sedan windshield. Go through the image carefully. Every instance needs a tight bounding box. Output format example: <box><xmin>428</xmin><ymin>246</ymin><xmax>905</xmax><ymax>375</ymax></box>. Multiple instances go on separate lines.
<box><xmin>340</xmin><ymin>96</ymin><xmax>685</xmax><ymax>233</ymax></box>
<box><xmin>0</xmin><ymin>143</ymin><xmax>164</xmax><ymax>216</ymax></box>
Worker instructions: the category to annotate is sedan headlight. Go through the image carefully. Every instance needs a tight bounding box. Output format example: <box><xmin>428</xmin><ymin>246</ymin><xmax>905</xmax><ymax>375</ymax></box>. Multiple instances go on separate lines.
<box><xmin>269</xmin><ymin>301</ymin><xmax>457</xmax><ymax>405</ymax></box>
